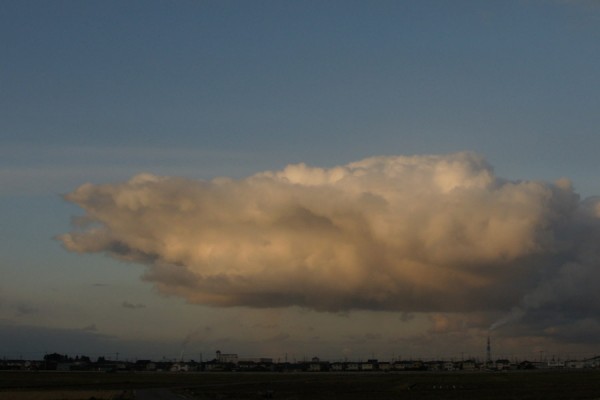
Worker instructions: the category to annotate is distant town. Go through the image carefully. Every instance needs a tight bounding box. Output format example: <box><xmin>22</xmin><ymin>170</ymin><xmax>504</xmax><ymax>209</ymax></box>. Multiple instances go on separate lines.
<box><xmin>2</xmin><ymin>350</ymin><xmax>600</xmax><ymax>373</ymax></box>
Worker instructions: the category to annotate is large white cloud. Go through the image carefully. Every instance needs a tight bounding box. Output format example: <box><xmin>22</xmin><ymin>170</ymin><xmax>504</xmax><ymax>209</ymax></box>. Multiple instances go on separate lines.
<box><xmin>59</xmin><ymin>152</ymin><xmax>600</xmax><ymax>316</ymax></box>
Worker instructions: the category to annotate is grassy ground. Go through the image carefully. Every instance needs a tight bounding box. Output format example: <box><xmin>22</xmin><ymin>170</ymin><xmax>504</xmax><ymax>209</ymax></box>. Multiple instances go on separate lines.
<box><xmin>1</xmin><ymin>370</ymin><xmax>600</xmax><ymax>399</ymax></box>
<box><xmin>180</xmin><ymin>370</ymin><xmax>600</xmax><ymax>400</ymax></box>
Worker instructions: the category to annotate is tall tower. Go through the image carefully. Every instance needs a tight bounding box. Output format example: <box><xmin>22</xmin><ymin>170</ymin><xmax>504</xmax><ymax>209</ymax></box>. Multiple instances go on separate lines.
<box><xmin>486</xmin><ymin>336</ymin><xmax>492</xmax><ymax>365</ymax></box>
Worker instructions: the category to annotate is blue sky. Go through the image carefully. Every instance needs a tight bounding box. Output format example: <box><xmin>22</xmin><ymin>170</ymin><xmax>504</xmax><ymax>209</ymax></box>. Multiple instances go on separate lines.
<box><xmin>2</xmin><ymin>0</ymin><xmax>600</xmax><ymax>362</ymax></box>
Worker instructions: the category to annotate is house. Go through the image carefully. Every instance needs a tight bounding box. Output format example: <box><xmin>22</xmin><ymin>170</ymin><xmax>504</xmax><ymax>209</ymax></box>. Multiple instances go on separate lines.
<box><xmin>566</xmin><ymin>360</ymin><xmax>585</xmax><ymax>369</ymax></box>
<box><xmin>379</xmin><ymin>362</ymin><xmax>391</xmax><ymax>371</ymax></box>
<box><xmin>237</xmin><ymin>361</ymin><xmax>257</xmax><ymax>371</ymax></box>
<box><xmin>361</xmin><ymin>361</ymin><xmax>375</xmax><ymax>371</ymax></box>
<box><xmin>308</xmin><ymin>362</ymin><xmax>322</xmax><ymax>372</ymax></box>
<box><xmin>495</xmin><ymin>359</ymin><xmax>512</xmax><ymax>370</ymax></box>
<box><xmin>330</xmin><ymin>362</ymin><xmax>344</xmax><ymax>371</ymax></box>
<box><xmin>461</xmin><ymin>360</ymin><xmax>476</xmax><ymax>371</ymax></box>
<box><xmin>392</xmin><ymin>361</ymin><xmax>408</xmax><ymax>370</ymax></box>
<box><xmin>443</xmin><ymin>361</ymin><xmax>456</xmax><ymax>371</ymax></box>
<box><xmin>1</xmin><ymin>360</ymin><xmax>30</xmax><ymax>370</ymax></box>
<box><xmin>518</xmin><ymin>361</ymin><xmax>535</xmax><ymax>370</ymax></box>
<box><xmin>345</xmin><ymin>362</ymin><xmax>360</xmax><ymax>371</ymax></box>
<box><xmin>170</xmin><ymin>363</ymin><xmax>189</xmax><ymax>372</ymax></box>
<box><xmin>134</xmin><ymin>360</ymin><xmax>154</xmax><ymax>371</ymax></box>
<box><xmin>531</xmin><ymin>361</ymin><xmax>549</xmax><ymax>369</ymax></box>
<box><xmin>204</xmin><ymin>361</ymin><xmax>227</xmax><ymax>371</ymax></box>
<box><xmin>584</xmin><ymin>356</ymin><xmax>600</xmax><ymax>368</ymax></box>
<box><xmin>57</xmin><ymin>362</ymin><xmax>74</xmax><ymax>371</ymax></box>
<box><xmin>308</xmin><ymin>357</ymin><xmax>329</xmax><ymax>372</ymax></box>
<box><xmin>408</xmin><ymin>360</ymin><xmax>424</xmax><ymax>370</ymax></box>
<box><xmin>547</xmin><ymin>358</ymin><xmax>564</xmax><ymax>369</ymax></box>
<box><xmin>146</xmin><ymin>362</ymin><xmax>157</xmax><ymax>371</ymax></box>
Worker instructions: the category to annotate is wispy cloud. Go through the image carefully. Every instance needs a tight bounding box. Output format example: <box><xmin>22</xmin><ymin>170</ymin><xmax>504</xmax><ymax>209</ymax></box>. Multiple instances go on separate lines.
<box><xmin>14</xmin><ymin>303</ymin><xmax>38</xmax><ymax>317</ymax></box>
<box><xmin>0</xmin><ymin>144</ymin><xmax>269</xmax><ymax>196</ymax></box>
<box><xmin>265</xmin><ymin>333</ymin><xmax>290</xmax><ymax>342</ymax></box>
<box><xmin>82</xmin><ymin>323</ymin><xmax>97</xmax><ymax>332</ymax></box>
<box><xmin>121</xmin><ymin>301</ymin><xmax>146</xmax><ymax>310</ymax></box>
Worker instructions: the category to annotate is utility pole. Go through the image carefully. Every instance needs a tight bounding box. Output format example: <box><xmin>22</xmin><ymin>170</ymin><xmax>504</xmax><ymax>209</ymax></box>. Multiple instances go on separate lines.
<box><xmin>486</xmin><ymin>336</ymin><xmax>491</xmax><ymax>365</ymax></box>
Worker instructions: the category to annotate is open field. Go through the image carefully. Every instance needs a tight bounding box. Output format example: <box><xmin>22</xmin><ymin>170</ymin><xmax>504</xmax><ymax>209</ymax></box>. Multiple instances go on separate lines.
<box><xmin>2</xmin><ymin>370</ymin><xmax>600</xmax><ymax>399</ymax></box>
<box><xmin>0</xmin><ymin>390</ymin><xmax>125</xmax><ymax>400</ymax></box>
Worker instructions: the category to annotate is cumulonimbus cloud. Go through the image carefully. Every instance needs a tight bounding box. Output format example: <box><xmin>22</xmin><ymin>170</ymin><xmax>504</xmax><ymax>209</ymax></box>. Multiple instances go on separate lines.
<box><xmin>59</xmin><ymin>152</ymin><xmax>600</xmax><ymax>315</ymax></box>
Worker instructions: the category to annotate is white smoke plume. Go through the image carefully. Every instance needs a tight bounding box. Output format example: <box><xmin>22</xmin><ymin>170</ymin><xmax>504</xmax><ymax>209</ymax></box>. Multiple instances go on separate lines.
<box><xmin>59</xmin><ymin>152</ymin><xmax>600</xmax><ymax>318</ymax></box>
<box><xmin>489</xmin><ymin>307</ymin><xmax>526</xmax><ymax>331</ymax></box>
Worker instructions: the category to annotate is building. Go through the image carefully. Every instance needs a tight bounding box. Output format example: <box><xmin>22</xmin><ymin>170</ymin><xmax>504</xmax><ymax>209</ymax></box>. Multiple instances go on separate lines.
<box><xmin>216</xmin><ymin>350</ymin><xmax>238</xmax><ymax>364</ymax></box>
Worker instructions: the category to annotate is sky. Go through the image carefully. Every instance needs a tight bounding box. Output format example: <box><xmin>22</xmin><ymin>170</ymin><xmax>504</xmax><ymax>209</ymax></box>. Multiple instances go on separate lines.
<box><xmin>2</xmin><ymin>0</ymin><xmax>600</xmax><ymax>362</ymax></box>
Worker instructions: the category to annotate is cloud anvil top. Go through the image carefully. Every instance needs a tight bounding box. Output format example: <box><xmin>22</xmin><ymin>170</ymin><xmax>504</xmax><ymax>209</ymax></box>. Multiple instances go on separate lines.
<box><xmin>60</xmin><ymin>152</ymin><xmax>600</xmax><ymax>321</ymax></box>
